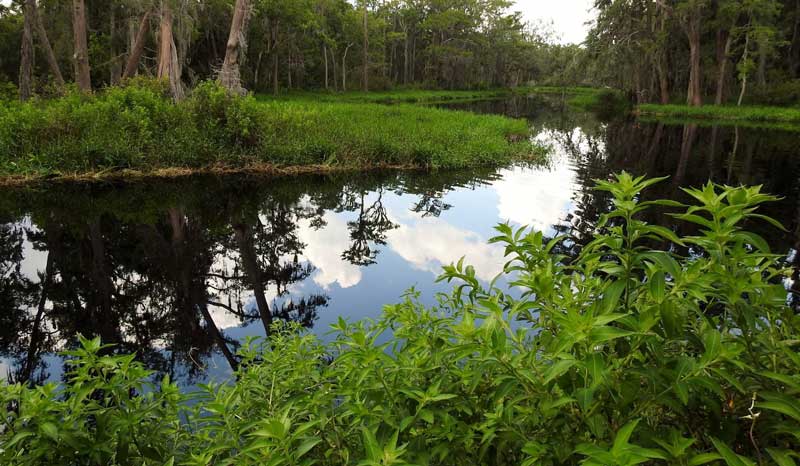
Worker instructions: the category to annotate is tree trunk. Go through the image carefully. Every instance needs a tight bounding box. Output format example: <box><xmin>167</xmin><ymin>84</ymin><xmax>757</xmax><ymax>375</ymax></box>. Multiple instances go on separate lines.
<box><xmin>109</xmin><ymin>7</ymin><xmax>121</xmax><ymax>85</ymax></box>
<box><xmin>791</xmin><ymin>0</ymin><xmax>800</xmax><ymax>77</ymax></box>
<box><xmin>19</xmin><ymin>0</ymin><xmax>34</xmax><ymax>101</ymax></box>
<box><xmin>715</xmin><ymin>29</ymin><xmax>732</xmax><ymax>105</ymax></box>
<box><xmin>72</xmin><ymin>0</ymin><xmax>92</xmax><ymax>92</ymax></box>
<box><xmin>343</xmin><ymin>43</ymin><xmax>352</xmax><ymax>91</ymax></box>
<box><xmin>122</xmin><ymin>10</ymin><xmax>151</xmax><ymax>80</ymax></box>
<box><xmin>157</xmin><ymin>2</ymin><xmax>184</xmax><ymax>100</ymax></box>
<box><xmin>757</xmin><ymin>39</ymin><xmax>767</xmax><ymax>87</ymax></box>
<box><xmin>403</xmin><ymin>30</ymin><xmax>409</xmax><ymax>85</ymax></box>
<box><xmin>362</xmin><ymin>6</ymin><xmax>368</xmax><ymax>92</ymax></box>
<box><xmin>738</xmin><ymin>32</ymin><xmax>750</xmax><ymax>106</ymax></box>
<box><xmin>32</xmin><ymin>0</ymin><xmax>65</xmax><ymax>89</ymax></box>
<box><xmin>272</xmin><ymin>20</ymin><xmax>279</xmax><ymax>95</ymax></box>
<box><xmin>233</xmin><ymin>223</ymin><xmax>272</xmax><ymax>335</ymax></box>
<box><xmin>219</xmin><ymin>0</ymin><xmax>250</xmax><ymax>94</ymax></box>
<box><xmin>686</xmin><ymin>21</ymin><xmax>702</xmax><ymax>106</ymax></box>
<box><xmin>323</xmin><ymin>44</ymin><xmax>329</xmax><ymax>90</ymax></box>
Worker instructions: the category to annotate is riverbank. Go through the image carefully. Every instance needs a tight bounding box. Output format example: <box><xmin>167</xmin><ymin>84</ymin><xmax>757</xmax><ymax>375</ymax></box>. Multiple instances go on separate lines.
<box><xmin>255</xmin><ymin>86</ymin><xmax>611</xmax><ymax>105</ymax></box>
<box><xmin>0</xmin><ymin>81</ymin><xmax>542</xmax><ymax>183</ymax></box>
<box><xmin>637</xmin><ymin>103</ymin><xmax>800</xmax><ymax>124</ymax></box>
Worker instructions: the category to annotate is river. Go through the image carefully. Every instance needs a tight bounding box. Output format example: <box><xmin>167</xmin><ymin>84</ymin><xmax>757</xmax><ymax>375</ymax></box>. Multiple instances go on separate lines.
<box><xmin>1</xmin><ymin>94</ymin><xmax>798</xmax><ymax>387</ymax></box>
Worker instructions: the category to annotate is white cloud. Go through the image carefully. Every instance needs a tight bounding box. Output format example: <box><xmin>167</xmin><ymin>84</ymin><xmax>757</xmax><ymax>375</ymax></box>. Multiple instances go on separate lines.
<box><xmin>298</xmin><ymin>213</ymin><xmax>363</xmax><ymax>290</ymax></box>
<box><xmin>493</xmin><ymin>164</ymin><xmax>577</xmax><ymax>233</ymax></box>
<box><xmin>387</xmin><ymin>216</ymin><xmax>506</xmax><ymax>282</ymax></box>
<box><xmin>513</xmin><ymin>0</ymin><xmax>595</xmax><ymax>44</ymax></box>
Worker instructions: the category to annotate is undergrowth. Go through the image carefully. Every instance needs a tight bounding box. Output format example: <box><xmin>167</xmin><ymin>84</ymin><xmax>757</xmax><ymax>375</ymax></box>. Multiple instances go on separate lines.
<box><xmin>2</xmin><ymin>174</ymin><xmax>798</xmax><ymax>465</ymax></box>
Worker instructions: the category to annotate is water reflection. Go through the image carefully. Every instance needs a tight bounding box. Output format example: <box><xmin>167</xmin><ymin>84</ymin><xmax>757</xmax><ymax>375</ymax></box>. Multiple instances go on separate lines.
<box><xmin>2</xmin><ymin>97</ymin><xmax>800</xmax><ymax>388</ymax></box>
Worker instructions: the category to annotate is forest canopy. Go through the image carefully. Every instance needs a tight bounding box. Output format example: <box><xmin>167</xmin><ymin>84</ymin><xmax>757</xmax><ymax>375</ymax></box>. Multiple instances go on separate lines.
<box><xmin>0</xmin><ymin>0</ymin><xmax>587</xmax><ymax>98</ymax></box>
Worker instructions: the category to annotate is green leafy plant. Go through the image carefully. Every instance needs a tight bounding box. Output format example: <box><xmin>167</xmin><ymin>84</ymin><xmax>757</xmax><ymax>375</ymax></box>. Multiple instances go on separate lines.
<box><xmin>2</xmin><ymin>174</ymin><xmax>798</xmax><ymax>465</ymax></box>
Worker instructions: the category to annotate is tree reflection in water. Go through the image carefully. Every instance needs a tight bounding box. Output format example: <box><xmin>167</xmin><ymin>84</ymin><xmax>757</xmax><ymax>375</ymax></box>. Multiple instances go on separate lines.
<box><xmin>0</xmin><ymin>169</ymin><xmax>499</xmax><ymax>386</ymax></box>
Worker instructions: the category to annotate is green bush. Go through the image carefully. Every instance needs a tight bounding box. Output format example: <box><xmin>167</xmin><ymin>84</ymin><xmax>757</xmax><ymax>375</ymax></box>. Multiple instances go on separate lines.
<box><xmin>2</xmin><ymin>174</ymin><xmax>798</xmax><ymax>465</ymax></box>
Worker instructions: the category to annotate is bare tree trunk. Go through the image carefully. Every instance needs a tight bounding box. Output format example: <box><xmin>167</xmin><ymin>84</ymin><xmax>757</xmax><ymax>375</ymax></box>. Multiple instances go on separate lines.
<box><xmin>19</xmin><ymin>0</ymin><xmax>35</xmax><ymax>101</ymax></box>
<box><xmin>109</xmin><ymin>7</ymin><xmax>121</xmax><ymax>85</ymax></box>
<box><xmin>403</xmin><ymin>30</ymin><xmax>409</xmax><ymax>85</ymax></box>
<box><xmin>792</xmin><ymin>0</ymin><xmax>800</xmax><ymax>78</ymax></box>
<box><xmin>738</xmin><ymin>32</ymin><xmax>750</xmax><ymax>106</ymax></box>
<box><xmin>254</xmin><ymin>50</ymin><xmax>263</xmax><ymax>89</ymax></box>
<box><xmin>362</xmin><ymin>6</ymin><xmax>368</xmax><ymax>92</ymax></box>
<box><xmin>343</xmin><ymin>43</ymin><xmax>352</xmax><ymax>91</ymax></box>
<box><xmin>272</xmin><ymin>20</ymin><xmax>279</xmax><ymax>95</ymax></box>
<box><xmin>157</xmin><ymin>2</ymin><xmax>184</xmax><ymax>100</ymax></box>
<box><xmin>219</xmin><ymin>0</ymin><xmax>250</xmax><ymax>94</ymax></box>
<box><xmin>32</xmin><ymin>0</ymin><xmax>65</xmax><ymax>89</ymax></box>
<box><xmin>72</xmin><ymin>0</ymin><xmax>92</xmax><ymax>92</ymax></box>
<box><xmin>757</xmin><ymin>39</ymin><xmax>767</xmax><ymax>87</ymax></box>
<box><xmin>715</xmin><ymin>29</ymin><xmax>732</xmax><ymax>105</ymax></box>
<box><xmin>686</xmin><ymin>21</ymin><xmax>702</xmax><ymax>106</ymax></box>
<box><xmin>323</xmin><ymin>44</ymin><xmax>329</xmax><ymax>90</ymax></box>
<box><xmin>122</xmin><ymin>10</ymin><xmax>151</xmax><ymax>80</ymax></box>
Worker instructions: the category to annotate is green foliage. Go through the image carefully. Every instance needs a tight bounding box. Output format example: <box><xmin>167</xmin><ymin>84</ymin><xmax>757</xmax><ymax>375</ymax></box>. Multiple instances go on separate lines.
<box><xmin>2</xmin><ymin>174</ymin><xmax>799</xmax><ymax>465</ymax></box>
<box><xmin>0</xmin><ymin>80</ymin><xmax>17</xmax><ymax>102</ymax></box>
<box><xmin>638</xmin><ymin>103</ymin><xmax>800</xmax><ymax>124</ymax></box>
<box><xmin>0</xmin><ymin>80</ymin><xmax>538</xmax><ymax>180</ymax></box>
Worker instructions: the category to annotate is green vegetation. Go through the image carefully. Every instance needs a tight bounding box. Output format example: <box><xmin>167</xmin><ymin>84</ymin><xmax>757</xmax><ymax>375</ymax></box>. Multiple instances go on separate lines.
<box><xmin>0</xmin><ymin>81</ymin><xmax>539</xmax><ymax>182</ymax></box>
<box><xmin>3</xmin><ymin>174</ymin><xmax>798</xmax><ymax>466</ymax></box>
<box><xmin>638</xmin><ymin>103</ymin><xmax>800</xmax><ymax>124</ymax></box>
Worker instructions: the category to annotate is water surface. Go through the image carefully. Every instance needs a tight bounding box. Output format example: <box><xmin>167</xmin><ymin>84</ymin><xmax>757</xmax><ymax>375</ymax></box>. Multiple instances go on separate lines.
<box><xmin>2</xmin><ymin>95</ymin><xmax>799</xmax><ymax>387</ymax></box>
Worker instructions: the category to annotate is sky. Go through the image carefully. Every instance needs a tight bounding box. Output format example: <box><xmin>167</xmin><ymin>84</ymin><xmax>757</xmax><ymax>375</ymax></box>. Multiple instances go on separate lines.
<box><xmin>513</xmin><ymin>0</ymin><xmax>595</xmax><ymax>44</ymax></box>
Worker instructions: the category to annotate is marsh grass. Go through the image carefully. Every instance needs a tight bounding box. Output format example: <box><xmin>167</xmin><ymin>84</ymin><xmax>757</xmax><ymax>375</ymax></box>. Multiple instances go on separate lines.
<box><xmin>0</xmin><ymin>81</ymin><xmax>541</xmax><ymax>181</ymax></box>
<box><xmin>638</xmin><ymin>103</ymin><xmax>800</xmax><ymax>124</ymax></box>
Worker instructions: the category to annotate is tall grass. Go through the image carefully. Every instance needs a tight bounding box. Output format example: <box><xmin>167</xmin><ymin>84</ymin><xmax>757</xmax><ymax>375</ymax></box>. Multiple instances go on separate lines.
<box><xmin>638</xmin><ymin>103</ymin><xmax>800</xmax><ymax>123</ymax></box>
<box><xmin>0</xmin><ymin>81</ymin><xmax>541</xmax><ymax>181</ymax></box>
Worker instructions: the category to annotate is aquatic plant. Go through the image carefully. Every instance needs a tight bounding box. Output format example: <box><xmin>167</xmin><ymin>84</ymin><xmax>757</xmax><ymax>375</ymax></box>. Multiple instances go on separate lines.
<box><xmin>1</xmin><ymin>174</ymin><xmax>798</xmax><ymax>465</ymax></box>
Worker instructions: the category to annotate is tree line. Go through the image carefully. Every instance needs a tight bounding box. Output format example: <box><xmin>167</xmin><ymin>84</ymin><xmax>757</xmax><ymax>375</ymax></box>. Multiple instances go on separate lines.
<box><xmin>0</xmin><ymin>0</ymin><xmax>577</xmax><ymax>100</ymax></box>
<box><xmin>586</xmin><ymin>0</ymin><xmax>800</xmax><ymax>106</ymax></box>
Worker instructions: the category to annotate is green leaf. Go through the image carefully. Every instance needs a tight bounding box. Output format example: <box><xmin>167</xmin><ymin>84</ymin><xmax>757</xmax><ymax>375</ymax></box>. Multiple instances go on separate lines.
<box><xmin>701</xmin><ymin>330</ymin><xmax>722</xmax><ymax>365</ymax></box>
<box><xmin>40</xmin><ymin>422</ymin><xmax>59</xmax><ymax>441</ymax></box>
<box><xmin>767</xmin><ymin>449</ymin><xmax>797</xmax><ymax>466</ymax></box>
<box><xmin>589</xmin><ymin>326</ymin><xmax>634</xmax><ymax>344</ymax></box>
<box><xmin>649</xmin><ymin>270</ymin><xmax>666</xmax><ymax>303</ymax></box>
<box><xmin>612</xmin><ymin>419</ymin><xmax>640</xmax><ymax>455</ymax></box>
<box><xmin>543</xmin><ymin>357</ymin><xmax>576</xmax><ymax>384</ymax></box>
<box><xmin>688</xmin><ymin>453</ymin><xmax>723</xmax><ymax>465</ymax></box>
<box><xmin>295</xmin><ymin>438</ymin><xmax>321</xmax><ymax>459</ymax></box>
<box><xmin>711</xmin><ymin>437</ymin><xmax>756</xmax><ymax>466</ymax></box>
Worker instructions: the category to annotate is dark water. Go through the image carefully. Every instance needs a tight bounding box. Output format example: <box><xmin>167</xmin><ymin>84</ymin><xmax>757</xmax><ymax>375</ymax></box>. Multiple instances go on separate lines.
<box><xmin>2</xmin><ymin>95</ymin><xmax>799</xmax><ymax>387</ymax></box>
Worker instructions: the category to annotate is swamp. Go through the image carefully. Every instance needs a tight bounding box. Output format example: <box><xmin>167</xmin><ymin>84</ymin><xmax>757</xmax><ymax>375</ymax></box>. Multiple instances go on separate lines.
<box><xmin>1</xmin><ymin>0</ymin><xmax>800</xmax><ymax>464</ymax></box>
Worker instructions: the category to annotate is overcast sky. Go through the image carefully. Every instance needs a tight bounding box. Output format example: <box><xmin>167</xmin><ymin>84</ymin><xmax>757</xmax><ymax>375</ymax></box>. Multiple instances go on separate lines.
<box><xmin>514</xmin><ymin>0</ymin><xmax>595</xmax><ymax>44</ymax></box>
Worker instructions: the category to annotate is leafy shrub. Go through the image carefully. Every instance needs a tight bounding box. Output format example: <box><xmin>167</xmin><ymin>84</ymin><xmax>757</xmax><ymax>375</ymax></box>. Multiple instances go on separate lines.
<box><xmin>3</xmin><ymin>174</ymin><xmax>797</xmax><ymax>465</ymax></box>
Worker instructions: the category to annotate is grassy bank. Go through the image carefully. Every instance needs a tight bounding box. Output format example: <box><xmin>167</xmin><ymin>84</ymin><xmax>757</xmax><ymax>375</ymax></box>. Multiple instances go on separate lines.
<box><xmin>2</xmin><ymin>175</ymin><xmax>797</xmax><ymax>465</ymax></box>
<box><xmin>638</xmin><ymin>103</ymin><xmax>800</xmax><ymax>124</ymax></box>
<box><xmin>255</xmin><ymin>86</ymin><xmax>612</xmax><ymax>105</ymax></box>
<box><xmin>0</xmin><ymin>81</ymin><xmax>541</xmax><ymax>183</ymax></box>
